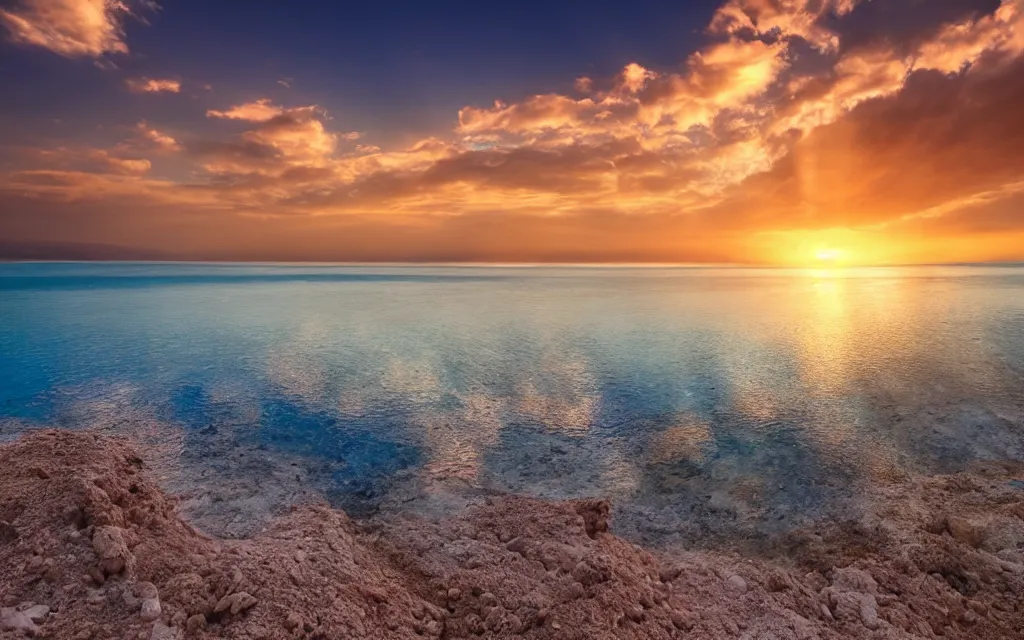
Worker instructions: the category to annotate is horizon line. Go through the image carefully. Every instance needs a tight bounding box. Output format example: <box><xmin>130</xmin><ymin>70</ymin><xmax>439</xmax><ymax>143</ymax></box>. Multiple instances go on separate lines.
<box><xmin>3</xmin><ymin>258</ymin><xmax>1024</xmax><ymax>269</ymax></box>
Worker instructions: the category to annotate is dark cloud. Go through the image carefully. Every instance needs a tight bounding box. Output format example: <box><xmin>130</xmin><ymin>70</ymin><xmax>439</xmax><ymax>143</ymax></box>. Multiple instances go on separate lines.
<box><xmin>699</xmin><ymin>52</ymin><xmax>1024</xmax><ymax>233</ymax></box>
<box><xmin>833</xmin><ymin>0</ymin><xmax>1002</xmax><ymax>55</ymax></box>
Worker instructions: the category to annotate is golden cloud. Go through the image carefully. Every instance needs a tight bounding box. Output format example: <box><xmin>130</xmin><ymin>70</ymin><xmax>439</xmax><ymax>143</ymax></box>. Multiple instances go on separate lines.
<box><xmin>125</xmin><ymin>77</ymin><xmax>181</xmax><ymax>93</ymax></box>
<box><xmin>2</xmin><ymin>0</ymin><xmax>1024</xmax><ymax>265</ymax></box>
<box><xmin>710</xmin><ymin>0</ymin><xmax>858</xmax><ymax>52</ymax></box>
<box><xmin>0</xmin><ymin>0</ymin><xmax>156</xmax><ymax>58</ymax></box>
<box><xmin>206</xmin><ymin>99</ymin><xmax>293</xmax><ymax>122</ymax></box>
<box><xmin>133</xmin><ymin>122</ymin><xmax>180</xmax><ymax>153</ymax></box>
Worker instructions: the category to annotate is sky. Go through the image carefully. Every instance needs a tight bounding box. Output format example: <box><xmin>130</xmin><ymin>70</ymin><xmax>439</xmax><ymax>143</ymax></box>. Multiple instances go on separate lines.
<box><xmin>0</xmin><ymin>0</ymin><xmax>1022</xmax><ymax>265</ymax></box>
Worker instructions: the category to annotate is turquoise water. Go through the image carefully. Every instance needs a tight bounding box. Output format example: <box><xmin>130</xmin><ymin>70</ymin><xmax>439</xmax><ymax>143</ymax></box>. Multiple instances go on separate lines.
<box><xmin>2</xmin><ymin>262</ymin><xmax>1024</xmax><ymax>543</ymax></box>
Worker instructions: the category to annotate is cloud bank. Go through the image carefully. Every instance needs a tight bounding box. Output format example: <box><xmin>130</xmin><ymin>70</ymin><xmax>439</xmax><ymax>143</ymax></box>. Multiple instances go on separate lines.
<box><xmin>1</xmin><ymin>0</ymin><xmax>1023</xmax><ymax>264</ymax></box>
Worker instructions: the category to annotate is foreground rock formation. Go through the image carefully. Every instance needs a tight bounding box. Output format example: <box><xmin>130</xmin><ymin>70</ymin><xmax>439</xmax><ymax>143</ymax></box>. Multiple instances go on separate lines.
<box><xmin>1</xmin><ymin>430</ymin><xmax>1024</xmax><ymax>639</ymax></box>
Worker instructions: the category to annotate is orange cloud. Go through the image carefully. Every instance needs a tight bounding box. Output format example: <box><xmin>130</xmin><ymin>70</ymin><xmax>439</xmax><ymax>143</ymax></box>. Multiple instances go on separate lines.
<box><xmin>131</xmin><ymin>122</ymin><xmax>180</xmax><ymax>152</ymax></box>
<box><xmin>2</xmin><ymin>0</ymin><xmax>1024</xmax><ymax>265</ymax></box>
<box><xmin>0</xmin><ymin>0</ymin><xmax>155</xmax><ymax>58</ymax></box>
<box><xmin>195</xmin><ymin>100</ymin><xmax>340</xmax><ymax>178</ymax></box>
<box><xmin>710</xmin><ymin>0</ymin><xmax>858</xmax><ymax>52</ymax></box>
<box><xmin>206</xmin><ymin>99</ymin><xmax>293</xmax><ymax>122</ymax></box>
<box><xmin>17</xmin><ymin>145</ymin><xmax>153</xmax><ymax>177</ymax></box>
<box><xmin>619</xmin><ymin>63</ymin><xmax>655</xmax><ymax>93</ymax></box>
<box><xmin>125</xmin><ymin>77</ymin><xmax>181</xmax><ymax>93</ymax></box>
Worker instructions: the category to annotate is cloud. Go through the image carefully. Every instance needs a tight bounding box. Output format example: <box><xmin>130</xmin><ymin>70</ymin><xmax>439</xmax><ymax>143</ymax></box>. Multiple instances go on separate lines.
<box><xmin>457</xmin><ymin>94</ymin><xmax>598</xmax><ymax>136</ymax></box>
<box><xmin>2</xmin><ymin>0</ymin><xmax>1024</xmax><ymax>265</ymax></box>
<box><xmin>619</xmin><ymin>63</ymin><xmax>656</xmax><ymax>93</ymax></box>
<box><xmin>125</xmin><ymin>77</ymin><xmax>181</xmax><ymax>93</ymax></box>
<box><xmin>916</xmin><ymin>0</ymin><xmax>1024</xmax><ymax>71</ymax></box>
<box><xmin>206</xmin><ymin>98</ymin><xmax>291</xmax><ymax>122</ymax></box>
<box><xmin>710</xmin><ymin>0</ymin><xmax>859</xmax><ymax>52</ymax></box>
<box><xmin>197</xmin><ymin>100</ymin><xmax>339</xmax><ymax>177</ymax></box>
<box><xmin>90</xmin><ymin>150</ymin><xmax>150</xmax><ymax>175</ymax></box>
<box><xmin>133</xmin><ymin>121</ymin><xmax>180</xmax><ymax>152</ymax></box>
<box><xmin>0</xmin><ymin>0</ymin><xmax>157</xmax><ymax>58</ymax></box>
<box><xmin>17</xmin><ymin>145</ymin><xmax>152</xmax><ymax>176</ymax></box>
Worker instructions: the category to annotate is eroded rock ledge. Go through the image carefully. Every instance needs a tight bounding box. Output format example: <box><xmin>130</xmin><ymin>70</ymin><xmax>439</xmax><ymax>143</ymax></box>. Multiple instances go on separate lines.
<box><xmin>1</xmin><ymin>429</ymin><xmax>1023</xmax><ymax>639</ymax></box>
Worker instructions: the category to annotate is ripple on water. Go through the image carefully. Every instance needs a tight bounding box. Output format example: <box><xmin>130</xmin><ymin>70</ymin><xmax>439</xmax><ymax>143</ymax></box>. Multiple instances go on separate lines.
<box><xmin>2</xmin><ymin>263</ymin><xmax>1024</xmax><ymax>544</ymax></box>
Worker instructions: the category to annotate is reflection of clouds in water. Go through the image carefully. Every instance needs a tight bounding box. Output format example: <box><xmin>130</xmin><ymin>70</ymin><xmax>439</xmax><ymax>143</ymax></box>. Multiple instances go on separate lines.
<box><xmin>328</xmin><ymin>348</ymin><xmax>603</xmax><ymax>485</ymax></box>
<box><xmin>202</xmin><ymin>382</ymin><xmax>263</xmax><ymax>426</ymax></box>
<box><xmin>647</xmin><ymin>415</ymin><xmax>714</xmax><ymax>465</ymax></box>
<box><xmin>600</xmin><ymin>437</ymin><xmax>644</xmax><ymax>496</ymax></box>
<box><xmin>337</xmin><ymin>389</ymin><xmax>366</xmax><ymax>417</ymax></box>
<box><xmin>418</xmin><ymin>392</ymin><xmax>503</xmax><ymax>483</ymax></box>
<box><xmin>263</xmin><ymin>318</ymin><xmax>339</xmax><ymax>403</ymax></box>
<box><xmin>52</xmin><ymin>382</ymin><xmax>153</xmax><ymax>428</ymax></box>
<box><xmin>380</xmin><ymin>358</ymin><xmax>443</xmax><ymax>400</ymax></box>
<box><xmin>716</xmin><ymin>340</ymin><xmax>791</xmax><ymax>425</ymax></box>
<box><xmin>246</xmin><ymin>273</ymin><xmax>1024</xmax><ymax>528</ymax></box>
<box><xmin>6</xmin><ymin>265</ymin><xmax>1024</xmax><ymax>545</ymax></box>
<box><xmin>514</xmin><ymin>358</ymin><xmax>597</xmax><ymax>434</ymax></box>
<box><xmin>265</xmin><ymin>348</ymin><xmax>328</xmax><ymax>403</ymax></box>
<box><xmin>414</xmin><ymin>353</ymin><xmax>599</xmax><ymax>484</ymax></box>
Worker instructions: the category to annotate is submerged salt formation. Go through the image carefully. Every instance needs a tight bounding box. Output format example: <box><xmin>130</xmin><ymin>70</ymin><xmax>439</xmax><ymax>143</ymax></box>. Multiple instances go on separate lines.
<box><xmin>1</xmin><ymin>429</ymin><xmax>1024</xmax><ymax>639</ymax></box>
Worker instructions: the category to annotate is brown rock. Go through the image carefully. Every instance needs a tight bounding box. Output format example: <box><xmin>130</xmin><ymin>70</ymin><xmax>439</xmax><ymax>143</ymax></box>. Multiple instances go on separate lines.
<box><xmin>284</xmin><ymin>611</ymin><xmax>302</xmax><ymax>630</ymax></box>
<box><xmin>134</xmin><ymin>582</ymin><xmax>159</xmax><ymax>600</ymax></box>
<box><xmin>726</xmin><ymin>574</ymin><xmax>747</xmax><ymax>594</ymax></box>
<box><xmin>0</xmin><ymin>520</ymin><xmax>17</xmax><ymax>542</ymax></box>
<box><xmin>859</xmin><ymin>595</ymin><xmax>880</xmax><ymax>630</ymax></box>
<box><xmin>626</xmin><ymin>604</ymin><xmax>644</xmax><ymax>622</ymax></box>
<box><xmin>1</xmin><ymin>608</ymin><xmax>38</xmax><ymax>635</ymax></box>
<box><xmin>659</xmin><ymin>564</ymin><xmax>682</xmax><ymax>583</ymax></box>
<box><xmin>150</xmin><ymin>621</ymin><xmax>178</xmax><ymax>640</ymax></box>
<box><xmin>947</xmin><ymin>516</ymin><xmax>985</xmax><ymax>548</ymax></box>
<box><xmin>185</xmin><ymin>614</ymin><xmax>206</xmax><ymax>633</ymax></box>
<box><xmin>92</xmin><ymin>526</ymin><xmax>131</xmax><ymax>575</ymax></box>
<box><xmin>86</xmin><ymin>566</ymin><xmax>106</xmax><ymax>586</ymax></box>
<box><xmin>214</xmin><ymin>591</ymin><xmax>258</xmax><ymax>616</ymax></box>
<box><xmin>575</xmin><ymin>500</ymin><xmax>610</xmax><ymax>538</ymax></box>
<box><xmin>671</xmin><ymin>610</ymin><xmax>695</xmax><ymax>630</ymax></box>
<box><xmin>505</xmin><ymin>537</ymin><xmax>529</xmax><ymax>555</ymax></box>
<box><xmin>479</xmin><ymin>592</ymin><xmax>498</xmax><ymax>607</ymax></box>
<box><xmin>140</xmin><ymin>597</ymin><xmax>162</xmax><ymax>622</ymax></box>
<box><xmin>22</xmin><ymin>604</ymin><xmax>49</xmax><ymax>623</ymax></box>
<box><xmin>464</xmin><ymin>613</ymin><xmax>484</xmax><ymax>634</ymax></box>
<box><xmin>26</xmin><ymin>555</ymin><xmax>45</xmax><ymax>574</ymax></box>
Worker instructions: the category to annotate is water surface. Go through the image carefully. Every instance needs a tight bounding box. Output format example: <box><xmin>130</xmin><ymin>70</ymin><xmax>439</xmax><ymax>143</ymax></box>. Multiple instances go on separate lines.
<box><xmin>2</xmin><ymin>262</ymin><xmax>1023</xmax><ymax>544</ymax></box>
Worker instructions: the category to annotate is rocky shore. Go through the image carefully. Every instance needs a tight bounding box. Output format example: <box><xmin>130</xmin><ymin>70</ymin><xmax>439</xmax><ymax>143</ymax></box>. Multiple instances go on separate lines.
<box><xmin>2</xmin><ymin>430</ymin><xmax>1024</xmax><ymax>639</ymax></box>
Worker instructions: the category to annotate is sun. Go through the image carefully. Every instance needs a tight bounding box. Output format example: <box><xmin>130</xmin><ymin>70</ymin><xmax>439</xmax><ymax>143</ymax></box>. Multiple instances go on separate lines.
<box><xmin>814</xmin><ymin>248</ymin><xmax>843</xmax><ymax>263</ymax></box>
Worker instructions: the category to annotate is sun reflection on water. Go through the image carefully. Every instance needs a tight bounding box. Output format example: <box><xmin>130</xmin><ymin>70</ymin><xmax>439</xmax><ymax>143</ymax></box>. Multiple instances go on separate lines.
<box><xmin>3</xmin><ymin>263</ymin><xmax>1024</xmax><ymax>544</ymax></box>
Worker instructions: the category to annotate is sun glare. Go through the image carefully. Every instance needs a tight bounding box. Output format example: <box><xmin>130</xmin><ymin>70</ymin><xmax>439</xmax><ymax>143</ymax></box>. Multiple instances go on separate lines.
<box><xmin>814</xmin><ymin>248</ymin><xmax>843</xmax><ymax>263</ymax></box>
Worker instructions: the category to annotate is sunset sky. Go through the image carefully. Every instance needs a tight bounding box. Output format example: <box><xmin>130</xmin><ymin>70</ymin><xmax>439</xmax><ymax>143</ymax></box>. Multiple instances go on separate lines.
<box><xmin>1</xmin><ymin>0</ymin><xmax>1022</xmax><ymax>265</ymax></box>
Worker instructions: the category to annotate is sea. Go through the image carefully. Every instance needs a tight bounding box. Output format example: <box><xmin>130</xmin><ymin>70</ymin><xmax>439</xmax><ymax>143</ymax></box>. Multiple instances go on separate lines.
<box><xmin>2</xmin><ymin>262</ymin><xmax>1023</xmax><ymax>545</ymax></box>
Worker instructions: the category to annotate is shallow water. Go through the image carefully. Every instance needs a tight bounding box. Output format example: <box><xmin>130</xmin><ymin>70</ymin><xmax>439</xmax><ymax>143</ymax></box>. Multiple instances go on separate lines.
<box><xmin>3</xmin><ymin>262</ymin><xmax>1024</xmax><ymax>543</ymax></box>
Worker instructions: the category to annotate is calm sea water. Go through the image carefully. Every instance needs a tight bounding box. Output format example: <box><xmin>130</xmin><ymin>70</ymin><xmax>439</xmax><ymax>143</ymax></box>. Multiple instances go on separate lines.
<box><xmin>2</xmin><ymin>262</ymin><xmax>1024</xmax><ymax>544</ymax></box>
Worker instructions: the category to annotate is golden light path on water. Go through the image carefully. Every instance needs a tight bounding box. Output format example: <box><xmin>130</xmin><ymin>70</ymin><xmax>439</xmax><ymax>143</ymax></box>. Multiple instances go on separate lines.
<box><xmin>2</xmin><ymin>263</ymin><xmax>1023</xmax><ymax>543</ymax></box>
